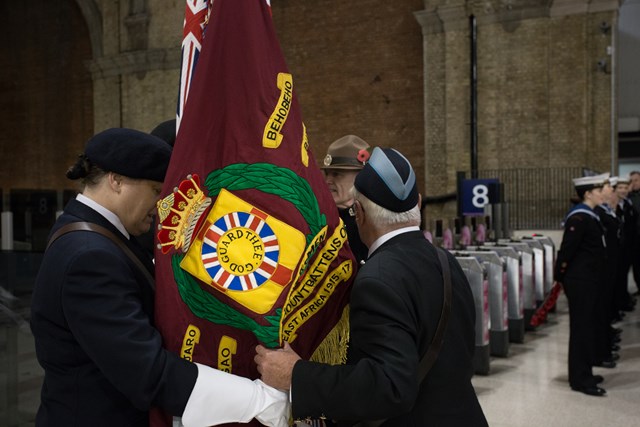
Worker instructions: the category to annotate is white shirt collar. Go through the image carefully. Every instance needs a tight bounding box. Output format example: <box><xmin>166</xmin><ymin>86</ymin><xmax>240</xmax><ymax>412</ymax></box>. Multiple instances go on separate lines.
<box><xmin>76</xmin><ymin>193</ymin><xmax>130</xmax><ymax>239</ymax></box>
<box><xmin>367</xmin><ymin>225</ymin><xmax>420</xmax><ymax>258</ymax></box>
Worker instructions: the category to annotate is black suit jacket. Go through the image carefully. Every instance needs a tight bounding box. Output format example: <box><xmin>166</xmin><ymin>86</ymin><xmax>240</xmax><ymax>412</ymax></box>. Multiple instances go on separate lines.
<box><xmin>30</xmin><ymin>199</ymin><xmax>197</xmax><ymax>427</ymax></box>
<box><xmin>291</xmin><ymin>231</ymin><xmax>487</xmax><ymax>426</ymax></box>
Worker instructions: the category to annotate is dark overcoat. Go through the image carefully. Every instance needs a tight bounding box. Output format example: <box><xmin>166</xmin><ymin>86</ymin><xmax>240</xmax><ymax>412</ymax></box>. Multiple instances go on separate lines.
<box><xmin>30</xmin><ymin>199</ymin><xmax>197</xmax><ymax>427</ymax></box>
<box><xmin>290</xmin><ymin>231</ymin><xmax>487</xmax><ymax>427</ymax></box>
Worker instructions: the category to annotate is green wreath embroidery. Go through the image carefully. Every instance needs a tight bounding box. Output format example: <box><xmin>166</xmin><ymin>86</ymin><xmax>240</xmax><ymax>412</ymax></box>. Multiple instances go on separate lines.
<box><xmin>171</xmin><ymin>163</ymin><xmax>327</xmax><ymax>347</ymax></box>
<box><xmin>205</xmin><ymin>163</ymin><xmax>325</xmax><ymax>245</ymax></box>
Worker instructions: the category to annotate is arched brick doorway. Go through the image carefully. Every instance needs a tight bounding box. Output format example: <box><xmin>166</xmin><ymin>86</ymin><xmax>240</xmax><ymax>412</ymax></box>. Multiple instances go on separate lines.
<box><xmin>0</xmin><ymin>0</ymin><xmax>94</xmax><ymax>249</ymax></box>
<box><xmin>0</xmin><ymin>0</ymin><xmax>94</xmax><ymax>190</ymax></box>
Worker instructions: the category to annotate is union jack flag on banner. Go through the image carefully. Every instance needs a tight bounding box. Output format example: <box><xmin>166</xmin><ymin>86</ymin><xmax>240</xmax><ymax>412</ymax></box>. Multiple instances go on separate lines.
<box><xmin>151</xmin><ymin>1</ymin><xmax>354</xmax><ymax>426</ymax></box>
<box><xmin>176</xmin><ymin>0</ymin><xmax>210</xmax><ymax>132</ymax></box>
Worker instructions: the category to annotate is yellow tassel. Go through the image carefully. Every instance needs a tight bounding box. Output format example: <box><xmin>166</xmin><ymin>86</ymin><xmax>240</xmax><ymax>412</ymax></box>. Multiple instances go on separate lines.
<box><xmin>309</xmin><ymin>305</ymin><xmax>350</xmax><ymax>365</ymax></box>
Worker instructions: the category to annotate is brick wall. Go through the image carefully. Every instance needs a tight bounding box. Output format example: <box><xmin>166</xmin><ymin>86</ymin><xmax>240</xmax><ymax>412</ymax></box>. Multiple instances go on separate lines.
<box><xmin>417</xmin><ymin>1</ymin><xmax>616</xmax><ymax>219</ymax></box>
<box><xmin>0</xmin><ymin>0</ymin><xmax>93</xmax><ymax>191</ymax></box>
<box><xmin>0</xmin><ymin>0</ymin><xmax>618</xmax><ymax>229</ymax></box>
<box><xmin>271</xmin><ymin>0</ymin><xmax>426</xmax><ymax>190</ymax></box>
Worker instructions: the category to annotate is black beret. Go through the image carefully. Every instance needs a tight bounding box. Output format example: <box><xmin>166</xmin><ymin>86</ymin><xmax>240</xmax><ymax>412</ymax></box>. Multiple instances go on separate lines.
<box><xmin>150</xmin><ymin>119</ymin><xmax>177</xmax><ymax>147</ymax></box>
<box><xmin>84</xmin><ymin>128</ymin><xmax>172</xmax><ymax>182</ymax></box>
<box><xmin>354</xmin><ymin>147</ymin><xmax>419</xmax><ymax>213</ymax></box>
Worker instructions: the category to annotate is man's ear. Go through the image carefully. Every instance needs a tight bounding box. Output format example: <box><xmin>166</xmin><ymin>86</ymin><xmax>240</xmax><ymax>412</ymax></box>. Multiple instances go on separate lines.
<box><xmin>107</xmin><ymin>172</ymin><xmax>124</xmax><ymax>193</ymax></box>
<box><xmin>354</xmin><ymin>199</ymin><xmax>366</xmax><ymax>225</ymax></box>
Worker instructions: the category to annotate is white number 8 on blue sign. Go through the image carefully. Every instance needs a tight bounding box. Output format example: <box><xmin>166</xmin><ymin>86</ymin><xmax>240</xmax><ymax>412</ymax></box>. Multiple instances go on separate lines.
<box><xmin>472</xmin><ymin>184</ymin><xmax>489</xmax><ymax>208</ymax></box>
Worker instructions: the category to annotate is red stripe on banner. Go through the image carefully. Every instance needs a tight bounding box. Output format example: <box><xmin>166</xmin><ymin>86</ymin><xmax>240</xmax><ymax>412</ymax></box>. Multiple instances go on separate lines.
<box><xmin>246</xmin><ymin>215</ymin><xmax>261</xmax><ymax>231</ymax></box>
<box><xmin>216</xmin><ymin>269</ymin><xmax>231</xmax><ymax>289</ymax></box>
<box><xmin>202</xmin><ymin>251</ymin><xmax>218</xmax><ymax>262</ymax></box>
<box><xmin>241</xmin><ymin>275</ymin><xmax>253</xmax><ymax>290</ymax></box>
<box><xmin>270</xmin><ymin>265</ymin><xmax>293</xmax><ymax>287</ymax></box>
<box><xmin>250</xmin><ymin>207</ymin><xmax>268</xmax><ymax>221</ymax></box>
<box><xmin>196</xmin><ymin>219</ymin><xmax>212</xmax><ymax>243</ymax></box>
<box><xmin>204</xmin><ymin>226</ymin><xmax>222</xmax><ymax>245</ymax></box>
<box><xmin>260</xmin><ymin>261</ymin><xmax>275</xmax><ymax>276</ymax></box>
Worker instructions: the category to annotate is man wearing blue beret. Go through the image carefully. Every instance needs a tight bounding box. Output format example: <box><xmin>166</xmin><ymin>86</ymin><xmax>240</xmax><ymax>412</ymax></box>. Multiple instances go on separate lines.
<box><xmin>30</xmin><ymin>128</ymin><xmax>289</xmax><ymax>427</ymax></box>
<box><xmin>255</xmin><ymin>147</ymin><xmax>487</xmax><ymax>426</ymax></box>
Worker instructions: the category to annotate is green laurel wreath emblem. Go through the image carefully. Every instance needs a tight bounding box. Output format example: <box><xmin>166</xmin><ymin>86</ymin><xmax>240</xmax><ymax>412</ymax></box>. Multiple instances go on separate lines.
<box><xmin>172</xmin><ymin>163</ymin><xmax>326</xmax><ymax>347</ymax></box>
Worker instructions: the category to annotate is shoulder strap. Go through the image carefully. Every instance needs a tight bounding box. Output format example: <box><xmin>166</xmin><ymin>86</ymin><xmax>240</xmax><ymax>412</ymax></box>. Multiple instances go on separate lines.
<box><xmin>353</xmin><ymin>248</ymin><xmax>453</xmax><ymax>427</ymax></box>
<box><xmin>418</xmin><ymin>247</ymin><xmax>453</xmax><ymax>381</ymax></box>
<box><xmin>46</xmin><ymin>222</ymin><xmax>155</xmax><ymax>291</ymax></box>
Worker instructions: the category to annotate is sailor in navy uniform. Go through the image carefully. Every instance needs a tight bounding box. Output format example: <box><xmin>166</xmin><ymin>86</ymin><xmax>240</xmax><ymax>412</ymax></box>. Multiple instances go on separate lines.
<box><xmin>614</xmin><ymin>175</ymin><xmax>637</xmax><ymax>314</ymax></box>
<box><xmin>555</xmin><ymin>174</ymin><xmax>609</xmax><ymax>396</ymax></box>
<box><xmin>593</xmin><ymin>176</ymin><xmax>621</xmax><ymax>368</ymax></box>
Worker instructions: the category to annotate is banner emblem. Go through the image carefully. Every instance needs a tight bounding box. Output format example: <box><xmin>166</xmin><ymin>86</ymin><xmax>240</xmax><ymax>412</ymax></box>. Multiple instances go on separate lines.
<box><xmin>180</xmin><ymin>188</ymin><xmax>305</xmax><ymax>314</ymax></box>
<box><xmin>202</xmin><ymin>211</ymin><xmax>279</xmax><ymax>291</ymax></box>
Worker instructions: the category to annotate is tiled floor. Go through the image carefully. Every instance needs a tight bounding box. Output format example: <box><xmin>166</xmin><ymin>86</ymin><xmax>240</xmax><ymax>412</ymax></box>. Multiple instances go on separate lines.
<box><xmin>473</xmin><ymin>295</ymin><xmax>640</xmax><ymax>427</ymax></box>
<box><xmin>1</xmin><ymin>291</ymin><xmax>639</xmax><ymax>426</ymax></box>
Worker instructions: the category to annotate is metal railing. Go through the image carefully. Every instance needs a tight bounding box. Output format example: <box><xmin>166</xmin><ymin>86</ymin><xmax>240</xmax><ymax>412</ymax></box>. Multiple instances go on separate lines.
<box><xmin>477</xmin><ymin>167</ymin><xmax>585</xmax><ymax>230</ymax></box>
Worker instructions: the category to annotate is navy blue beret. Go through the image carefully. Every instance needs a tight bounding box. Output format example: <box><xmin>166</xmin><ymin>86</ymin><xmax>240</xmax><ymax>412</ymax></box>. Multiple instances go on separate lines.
<box><xmin>150</xmin><ymin>119</ymin><xmax>177</xmax><ymax>147</ymax></box>
<box><xmin>84</xmin><ymin>128</ymin><xmax>172</xmax><ymax>182</ymax></box>
<box><xmin>354</xmin><ymin>147</ymin><xmax>419</xmax><ymax>213</ymax></box>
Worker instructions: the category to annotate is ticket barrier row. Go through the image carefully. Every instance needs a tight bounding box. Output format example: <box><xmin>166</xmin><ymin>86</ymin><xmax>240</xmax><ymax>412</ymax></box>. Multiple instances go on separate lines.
<box><xmin>453</xmin><ymin>236</ymin><xmax>556</xmax><ymax>375</ymax></box>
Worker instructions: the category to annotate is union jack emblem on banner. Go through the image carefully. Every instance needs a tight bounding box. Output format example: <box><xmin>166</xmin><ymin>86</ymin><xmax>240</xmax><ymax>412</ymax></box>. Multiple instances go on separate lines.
<box><xmin>202</xmin><ymin>211</ymin><xmax>280</xmax><ymax>291</ymax></box>
<box><xmin>176</xmin><ymin>0</ymin><xmax>272</xmax><ymax>132</ymax></box>
<box><xmin>177</xmin><ymin>0</ymin><xmax>210</xmax><ymax>132</ymax></box>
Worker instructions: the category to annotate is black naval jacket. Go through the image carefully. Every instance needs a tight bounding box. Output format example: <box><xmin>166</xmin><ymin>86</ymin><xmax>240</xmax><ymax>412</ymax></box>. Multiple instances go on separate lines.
<box><xmin>618</xmin><ymin>198</ymin><xmax>637</xmax><ymax>251</ymax></box>
<box><xmin>554</xmin><ymin>205</ymin><xmax>607</xmax><ymax>388</ymax></box>
<box><xmin>30</xmin><ymin>199</ymin><xmax>197</xmax><ymax>427</ymax></box>
<box><xmin>554</xmin><ymin>206</ymin><xmax>607</xmax><ymax>286</ymax></box>
<box><xmin>594</xmin><ymin>204</ymin><xmax>620</xmax><ymax>263</ymax></box>
<box><xmin>291</xmin><ymin>231</ymin><xmax>487</xmax><ymax>426</ymax></box>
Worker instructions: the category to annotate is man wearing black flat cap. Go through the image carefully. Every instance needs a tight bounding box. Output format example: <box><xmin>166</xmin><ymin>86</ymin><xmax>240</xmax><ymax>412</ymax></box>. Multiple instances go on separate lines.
<box><xmin>256</xmin><ymin>147</ymin><xmax>487</xmax><ymax>426</ymax></box>
<box><xmin>30</xmin><ymin>128</ymin><xmax>289</xmax><ymax>427</ymax></box>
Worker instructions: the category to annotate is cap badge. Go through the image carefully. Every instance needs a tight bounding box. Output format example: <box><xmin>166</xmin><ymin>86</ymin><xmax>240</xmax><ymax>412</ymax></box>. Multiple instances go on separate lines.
<box><xmin>323</xmin><ymin>154</ymin><xmax>332</xmax><ymax>167</ymax></box>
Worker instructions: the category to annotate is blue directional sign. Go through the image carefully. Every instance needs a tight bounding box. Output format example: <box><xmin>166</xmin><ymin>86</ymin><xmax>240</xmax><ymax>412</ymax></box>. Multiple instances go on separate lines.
<box><xmin>461</xmin><ymin>178</ymin><xmax>499</xmax><ymax>215</ymax></box>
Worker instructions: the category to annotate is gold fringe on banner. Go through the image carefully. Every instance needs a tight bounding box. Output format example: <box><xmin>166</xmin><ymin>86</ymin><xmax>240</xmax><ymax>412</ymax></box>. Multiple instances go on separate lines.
<box><xmin>310</xmin><ymin>305</ymin><xmax>350</xmax><ymax>365</ymax></box>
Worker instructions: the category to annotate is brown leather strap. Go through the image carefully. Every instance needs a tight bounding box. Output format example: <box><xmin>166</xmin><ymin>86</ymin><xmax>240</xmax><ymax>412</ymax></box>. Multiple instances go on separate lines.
<box><xmin>46</xmin><ymin>222</ymin><xmax>155</xmax><ymax>291</ymax></box>
<box><xmin>419</xmin><ymin>248</ymin><xmax>452</xmax><ymax>379</ymax></box>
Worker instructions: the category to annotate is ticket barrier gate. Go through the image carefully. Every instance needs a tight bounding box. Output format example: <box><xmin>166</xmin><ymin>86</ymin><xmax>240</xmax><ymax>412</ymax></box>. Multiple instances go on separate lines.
<box><xmin>521</xmin><ymin>239</ymin><xmax>546</xmax><ymax>307</ymax></box>
<box><xmin>529</xmin><ymin>235</ymin><xmax>556</xmax><ymax>298</ymax></box>
<box><xmin>494</xmin><ymin>241</ymin><xmax>536</xmax><ymax>330</ymax></box>
<box><xmin>501</xmin><ymin>239</ymin><xmax>545</xmax><ymax>307</ymax></box>
<box><xmin>455</xmin><ymin>251</ymin><xmax>509</xmax><ymax>357</ymax></box>
<box><xmin>477</xmin><ymin>245</ymin><xmax>524</xmax><ymax>343</ymax></box>
<box><xmin>455</xmin><ymin>256</ymin><xmax>490</xmax><ymax>375</ymax></box>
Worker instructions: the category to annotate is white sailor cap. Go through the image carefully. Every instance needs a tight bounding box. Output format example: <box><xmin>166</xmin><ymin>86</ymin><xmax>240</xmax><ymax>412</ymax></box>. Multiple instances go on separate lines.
<box><xmin>609</xmin><ymin>176</ymin><xmax>619</xmax><ymax>187</ymax></box>
<box><xmin>572</xmin><ymin>173</ymin><xmax>609</xmax><ymax>189</ymax></box>
<box><xmin>617</xmin><ymin>175</ymin><xmax>631</xmax><ymax>184</ymax></box>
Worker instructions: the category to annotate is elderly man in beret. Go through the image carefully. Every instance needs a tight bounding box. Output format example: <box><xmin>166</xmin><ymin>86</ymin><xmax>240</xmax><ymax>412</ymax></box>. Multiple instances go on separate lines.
<box><xmin>30</xmin><ymin>128</ymin><xmax>288</xmax><ymax>427</ymax></box>
<box><xmin>321</xmin><ymin>135</ymin><xmax>371</xmax><ymax>264</ymax></box>
<box><xmin>256</xmin><ymin>147</ymin><xmax>487</xmax><ymax>426</ymax></box>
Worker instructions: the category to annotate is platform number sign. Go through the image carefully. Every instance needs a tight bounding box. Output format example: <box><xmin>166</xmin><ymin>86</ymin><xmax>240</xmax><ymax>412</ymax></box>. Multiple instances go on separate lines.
<box><xmin>461</xmin><ymin>179</ymin><xmax>499</xmax><ymax>215</ymax></box>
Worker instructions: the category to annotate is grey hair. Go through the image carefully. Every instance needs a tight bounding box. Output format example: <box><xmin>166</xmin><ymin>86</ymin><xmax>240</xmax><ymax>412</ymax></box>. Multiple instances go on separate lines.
<box><xmin>353</xmin><ymin>188</ymin><xmax>421</xmax><ymax>227</ymax></box>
